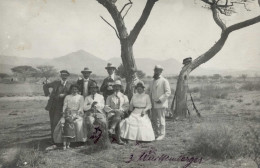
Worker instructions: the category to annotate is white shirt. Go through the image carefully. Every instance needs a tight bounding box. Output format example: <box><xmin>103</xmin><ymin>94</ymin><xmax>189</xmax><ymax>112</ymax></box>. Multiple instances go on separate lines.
<box><xmin>83</xmin><ymin>93</ymin><xmax>105</xmax><ymax>112</ymax></box>
<box><xmin>83</xmin><ymin>78</ymin><xmax>89</xmax><ymax>97</ymax></box>
<box><xmin>109</xmin><ymin>73</ymin><xmax>115</xmax><ymax>80</ymax></box>
<box><xmin>60</xmin><ymin>79</ymin><xmax>67</xmax><ymax>86</ymax></box>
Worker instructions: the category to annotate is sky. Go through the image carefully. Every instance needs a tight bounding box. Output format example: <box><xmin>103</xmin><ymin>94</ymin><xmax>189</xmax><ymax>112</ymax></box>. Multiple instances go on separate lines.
<box><xmin>0</xmin><ymin>0</ymin><xmax>259</xmax><ymax>70</ymax></box>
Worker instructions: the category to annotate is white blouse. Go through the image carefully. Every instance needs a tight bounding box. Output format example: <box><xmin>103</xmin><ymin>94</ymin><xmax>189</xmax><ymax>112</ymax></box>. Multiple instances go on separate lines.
<box><xmin>63</xmin><ymin>94</ymin><xmax>84</xmax><ymax>113</ymax></box>
<box><xmin>130</xmin><ymin>93</ymin><xmax>152</xmax><ymax>112</ymax></box>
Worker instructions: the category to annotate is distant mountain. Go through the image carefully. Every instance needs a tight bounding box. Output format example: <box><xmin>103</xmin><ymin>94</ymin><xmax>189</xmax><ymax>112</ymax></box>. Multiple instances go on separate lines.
<box><xmin>1</xmin><ymin>51</ymin><xmax>259</xmax><ymax>77</ymax></box>
<box><xmin>0</xmin><ymin>50</ymin><xmax>109</xmax><ymax>76</ymax></box>
<box><xmin>48</xmin><ymin>50</ymin><xmax>108</xmax><ymax>76</ymax></box>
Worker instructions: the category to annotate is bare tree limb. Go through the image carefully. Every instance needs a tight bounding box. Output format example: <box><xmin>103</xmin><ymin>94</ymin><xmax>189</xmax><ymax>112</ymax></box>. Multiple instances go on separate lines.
<box><xmin>129</xmin><ymin>0</ymin><xmax>158</xmax><ymax>45</ymax></box>
<box><xmin>97</xmin><ymin>0</ymin><xmax>128</xmax><ymax>38</ymax></box>
<box><xmin>217</xmin><ymin>2</ymin><xmax>250</xmax><ymax>11</ymax></box>
<box><xmin>226</xmin><ymin>15</ymin><xmax>260</xmax><ymax>33</ymax></box>
<box><xmin>190</xmin><ymin>15</ymin><xmax>260</xmax><ymax>72</ymax></box>
<box><xmin>123</xmin><ymin>3</ymin><xmax>133</xmax><ymax>20</ymax></box>
<box><xmin>216</xmin><ymin>6</ymin><xmax>226</xmax><ymax>14</ymax></box>
<box><xmin>212</xmin><ymin>5</ymin><xmax>227</xmax><ymax>31</ymax></box>
<box><xmin>120</xmin><ymin>0</ymin><xmax>132</xmax><ymax>14</ymax></box>
<box><xmin>201</xmin><ymin>0</ymin><xmax>214</xmax><ymax>5</ymax></box>
<box><xmin>100</xmin><ymin>16</ymin><xmax>120</xmax><ymax>39</ymax></box>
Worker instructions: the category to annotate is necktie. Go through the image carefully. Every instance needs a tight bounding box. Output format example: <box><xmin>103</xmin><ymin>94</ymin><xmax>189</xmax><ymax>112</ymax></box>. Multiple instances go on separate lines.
<box><xmin>116</xmin><ymin>93</ymin><xmax>120</xmax><ymax>109</ymax></box>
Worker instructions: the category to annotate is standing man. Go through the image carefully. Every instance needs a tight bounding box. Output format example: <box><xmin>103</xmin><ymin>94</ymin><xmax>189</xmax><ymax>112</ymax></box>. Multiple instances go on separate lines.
<box><xmin>77</xmin><ymin>67</ymin><xmax>96</xmax><ymax>98</ymax></box>
<box><xmin>43</xmin><ymin>70</ymin><xmax>71</xmax><ymax>147</ymax></box>
<box><xmin>100</xmin><ymin>63</ymin><xmax>119</xmax><ymax>101</ymax></box>
<box><xmin>104</xmin><ymin>80</ymin><xmax>129</xmax><ymax>145</ymax></box>
<box><xmin>149</xmin><ymin>65</ymin><xmax>171</xmax><ymax>140</ymax></box>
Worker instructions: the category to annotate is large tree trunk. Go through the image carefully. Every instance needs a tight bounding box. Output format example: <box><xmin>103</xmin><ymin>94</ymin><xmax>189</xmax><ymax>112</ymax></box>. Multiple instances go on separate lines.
<box><xmin>174</xmin><ymin>32</ymin><xmax>229</xmax><ymax>118</ymax></box>
<box><xmin>120</xmin><ymin>38</ymin><xmax>136</xmax><ymax>100</ymax></box>
<box><xmin>174</xmin><ymin>67</ymin><xmax>190</xmax><ymax>118</ymax></box>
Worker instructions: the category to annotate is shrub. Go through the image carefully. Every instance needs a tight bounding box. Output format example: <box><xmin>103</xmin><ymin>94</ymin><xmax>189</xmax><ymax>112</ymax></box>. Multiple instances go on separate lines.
<box><xmin>200</xmin><ymin>85</ymin><xmax>232</xmax><ymax>99</ymax></box>
<box><xmin>16</xmin><ymin>146</ymin><xmax>43</xmax><ymax>167</ymax></box>
<box><xmin>240</xmin><ymin>82</ymin><xmax>260</xmax><ymax>91</ymax></box>
<box><xmin>188</xmin><ymin>123</ymin><xmax>246</xmax><ymax>160</ymax></box>
<box><xmin>189</xmin><ymin>87</ymin><xmax>200</xmax><ymax>93</ymax></box>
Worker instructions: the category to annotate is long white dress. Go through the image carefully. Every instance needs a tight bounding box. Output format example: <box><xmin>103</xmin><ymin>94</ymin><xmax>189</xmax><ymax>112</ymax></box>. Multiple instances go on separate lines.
<box><xmin>120</xmin><ymin>93</ymin><xmax>155</xmax><ymax>141</ymax></box>
<box><xmin>53</xmin><ymin>94</ymin><xmax>87</xmax><ymax>143</ymax></box>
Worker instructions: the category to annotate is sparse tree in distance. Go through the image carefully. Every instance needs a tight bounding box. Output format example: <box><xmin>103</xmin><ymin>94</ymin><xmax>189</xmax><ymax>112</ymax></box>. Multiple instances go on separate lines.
<box><xmin>96</xmin><ymin>0</ymin><xmax>158</xmax><ymax>99</ymax></box>
<box><xmin>224</xmin><ymin>75</ymin><xmax>232</xmax><ymax>80</ymax></box>
<box><xmin>173</xmin><ymin>0</ymin><xmax>260</xmax><ymax>118</ymax></box>
<box><xmin>36</xmin><ymin>65</ymin><xmax>58</xmax><ymax>83</ymax></box>
<box><xmin>241</xmin><ymin>74</ymin><xmax>248</xmax><ymax>81</ymax></box>
<box><xmin>212</xmin><ymin>74</ymin><xmax>222</xmax><ymax>80</ymax></box>
<box><xmin>0</xmin><ymin>73</ymin><xmax>9</xmax><ymax>79</ymax></box>
<box><xmin>11</xmin><ymin>66</ymin><xmax>38</xmax><ymax>81</ymax></box>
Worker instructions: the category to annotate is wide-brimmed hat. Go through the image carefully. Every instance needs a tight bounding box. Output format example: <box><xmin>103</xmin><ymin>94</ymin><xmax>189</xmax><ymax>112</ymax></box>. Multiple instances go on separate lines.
<box><xmin>60</xmin><ymin>70</ymin><xmax>70</xmax><ymax>76</ymax></box>
<box><xmin>154</xmin><ymin>65</ymin><xmax>164</xmax><ymax>70</ymax></box>
<box><xmin>183</xmin><ymin>57</ymin><xmax>192</xmax><ymax>65</ymax></box>
<box><xmin>135</xmin><ymin>81</ymin><xmax>145</xmax><ymax>89</ymax></box>
<box><xmin>105</xmin><ymin>63</ymin><xmax>116</xmax><ymax>70</ymax></box>
<box><xmin>81</xmin><ymin>67</ymin><xmax>92</xmax><ymax>73</ymax></box>
<box><xmin>113</xmin><ymin>80</ymin><xmax>122</xmax><ymax>86</ymax></box>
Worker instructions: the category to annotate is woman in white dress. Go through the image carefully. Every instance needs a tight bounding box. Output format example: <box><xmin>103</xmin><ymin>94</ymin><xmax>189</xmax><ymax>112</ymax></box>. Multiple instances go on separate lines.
<box><xmin>120</xmin><ymin>81</ymin><xmax>155</xmax><ymax>142</ymax></box>
<box><xmin>53</xmin><ymin>84</ymin><xmax>87</xmax><ymax>144</ymax></box>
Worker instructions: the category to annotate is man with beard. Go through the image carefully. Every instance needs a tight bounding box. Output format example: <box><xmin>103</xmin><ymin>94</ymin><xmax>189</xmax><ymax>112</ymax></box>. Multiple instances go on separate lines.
<box><xmin>43</xmin><ymin>70</ymin><xmax>71</xmax><ymax>149</ymax></box>
<box><xmin>149</xmin><ymin>65</ymin><xmax>171</xmax><ymax>140</ymax></box>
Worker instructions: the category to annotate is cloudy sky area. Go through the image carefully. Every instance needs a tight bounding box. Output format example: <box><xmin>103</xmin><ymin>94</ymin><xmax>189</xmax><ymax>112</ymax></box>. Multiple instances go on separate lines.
<box><xmin>0</xmin><ymin>0</ymin><xmax>259</xmax><ymax>70</ymax></box>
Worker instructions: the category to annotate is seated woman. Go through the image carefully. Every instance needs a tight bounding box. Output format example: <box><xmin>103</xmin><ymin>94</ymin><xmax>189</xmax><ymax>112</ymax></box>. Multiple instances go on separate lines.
<box><xmin>83</xmin><ymin>82</ymin><xmax>109</xmax><ymax>147</ymax></box>
<box><xmin>120</xmin><ymin>81</ymin><xmax>155</xmax><ymax>142</ymax></box>
<box><xmin>53</xmin><ymin>84</ymin><xmax>86</xmax><ymax>146</ymax></box>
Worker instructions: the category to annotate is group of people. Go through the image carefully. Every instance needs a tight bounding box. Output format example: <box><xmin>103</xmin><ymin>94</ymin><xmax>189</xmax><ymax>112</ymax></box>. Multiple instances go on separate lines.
<box><xmin>43</xmin><ymin>63</ymin><xmax>171</xmax><ymax>150</ymax></box>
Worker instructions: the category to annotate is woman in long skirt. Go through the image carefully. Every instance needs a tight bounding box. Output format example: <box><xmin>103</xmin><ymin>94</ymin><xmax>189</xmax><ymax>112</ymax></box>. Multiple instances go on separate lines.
<box><xmin>120</xmin><ymin>81</ymin><xmax>155</xmax><ymax>142</ymax></box>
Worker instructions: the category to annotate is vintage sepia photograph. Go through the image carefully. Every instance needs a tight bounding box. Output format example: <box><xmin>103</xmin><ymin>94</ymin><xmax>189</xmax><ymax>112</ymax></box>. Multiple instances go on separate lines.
<box><xmin>0</xmin><ymin>0</ymin><xmax>260</xmax><ymax>167</ymax></box>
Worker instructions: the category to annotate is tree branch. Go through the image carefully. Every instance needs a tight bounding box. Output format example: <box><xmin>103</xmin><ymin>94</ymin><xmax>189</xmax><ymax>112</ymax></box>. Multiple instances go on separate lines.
<box><xmin>190</xmin><ymin>15</ymin><xmax>260</xmax><ymax>72</ymax></box>
<box><xmin>217</xmin><ymin>2</ymin><xmax>250</xmax><ymax>11</ymax></box>
<box><xmin>226</xmin><ymin>15</ymin><xmax>260</xmax><ymax>33</ymax></box>
<box><xmin>128</xmin><ymin>0</ymin><xmax>158</xmax><ymax>45</ymax></box>
<box><xmin>120</xmin><ymin>0</ymin><xmax>132</xmax><ymax>14</ymax></box>
<box><xmin>211</xmin><ymin>5</ymin><xmax>226</xmax><ymax>31</ymax></box>
<box><xmin>97</xmin><ymin>0</ymin><xmax>128</xmax><ymax>39</ymax></box>
<box><xmin>123</xmin><ymin>3</ymin><xmax>133</xmax><ymax>20</ymax></box>
<box><xmin>201</xmin><ymin>0</ymin><xmax>214</xmax><ymax>5</ymax></box>
<box><xmin>100</xmin><ymin>16</ymin><xmax>120</xmax><ymax>39</ymax></box>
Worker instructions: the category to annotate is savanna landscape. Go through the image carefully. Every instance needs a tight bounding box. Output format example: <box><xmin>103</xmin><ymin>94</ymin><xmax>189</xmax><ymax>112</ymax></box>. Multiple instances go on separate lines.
<box><xmin>0</xmin><ymin>76</ymin><xmax>259</xmax><ymax>168</ymax></box>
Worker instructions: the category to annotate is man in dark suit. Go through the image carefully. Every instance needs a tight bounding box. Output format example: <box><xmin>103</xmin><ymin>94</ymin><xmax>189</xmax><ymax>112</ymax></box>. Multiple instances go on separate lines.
<box><xmin>100</xmin><ymin>63</ymin><xmax>120</xmax><ymax>101</ymax></box>
<box><xmin>77</xmin><ymin>67</ymin><xmax>97</xmax><ymax>99</ymax></box>
<box><xmin>43</xmin><ymin>70</ymin><xmax>71</xmax><ymax>146</ymax></box>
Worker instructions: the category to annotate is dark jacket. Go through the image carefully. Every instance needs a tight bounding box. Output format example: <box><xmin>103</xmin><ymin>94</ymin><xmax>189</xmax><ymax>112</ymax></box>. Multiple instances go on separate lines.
<box><xmin>100</xmin><ymin>75</ymin><xmax>120</xmax><ymax>101</ymax></box>
<box><xmin>43</xmin><ymin>80</ymin><xmax>71</xmax><ymax>111</ymax></box>
<box><xmin>77</xmin><ymin>78</ymin><xmax>97</xmax><ymax>96</ymax></box>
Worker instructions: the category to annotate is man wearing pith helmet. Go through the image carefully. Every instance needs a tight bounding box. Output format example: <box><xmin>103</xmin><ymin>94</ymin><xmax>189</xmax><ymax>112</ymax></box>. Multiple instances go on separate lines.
<box><xmin>43</xmin><ymin>70</ymin><xmax>71</xmax><ymax>149</ymax></box>
<box><xmin>149</xmin><ymin>65</ymin><xmax>171</xmax><ymax>141</ymax></box>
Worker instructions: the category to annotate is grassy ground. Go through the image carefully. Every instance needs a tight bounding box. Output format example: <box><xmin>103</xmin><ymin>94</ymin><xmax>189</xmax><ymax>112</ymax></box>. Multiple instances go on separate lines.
<box><xmin>0</xmin><ymin>82</ymin><xmax>259</xmax><ymax>168</ymax></box>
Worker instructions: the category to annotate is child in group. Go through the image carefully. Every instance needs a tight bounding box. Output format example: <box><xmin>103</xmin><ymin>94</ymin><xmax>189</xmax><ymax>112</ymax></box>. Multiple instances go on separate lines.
<box><xmin>61</xmin><ymin>84</ymin><xmax>85</xmax><ymax>150</ymax></box>
<box><xmin>61</xmin><ymin>109</ymin><xmax>76</xmax><ymax>150</ymax></box>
